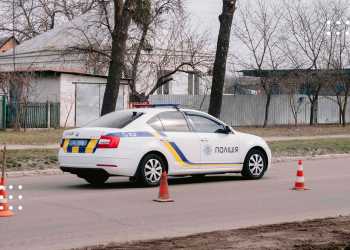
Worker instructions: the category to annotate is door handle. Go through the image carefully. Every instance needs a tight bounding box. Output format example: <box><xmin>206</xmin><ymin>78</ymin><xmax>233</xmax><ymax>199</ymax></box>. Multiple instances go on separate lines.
<box><xmin>201</xmin><ymin>138</ymin><xmax>209</xmax><ymax>142</ymax></box>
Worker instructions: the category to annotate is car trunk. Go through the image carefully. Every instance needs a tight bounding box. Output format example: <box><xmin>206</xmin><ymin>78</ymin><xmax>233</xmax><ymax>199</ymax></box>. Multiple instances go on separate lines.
<box><xmin>61</xmin><ymin>127</ymin><xmax>120</xmax><ymax>154</ymax></box>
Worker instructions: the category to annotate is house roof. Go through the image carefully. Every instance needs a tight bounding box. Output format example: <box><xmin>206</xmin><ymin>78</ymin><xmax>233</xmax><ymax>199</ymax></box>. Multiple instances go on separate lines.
<box><xmin>1</xmin><ymin>68</ymin><xmax>131</xmax><ymax>85</ymax></box>
<box><xmin>241</xmin><ymin>69</ymin><xmax>350</xmax><ymax>78</ymax></box>
<box><xmin>0</xmin><ymin>36</ymin><xmax>18</xmax><ymax>48</ymax></box>
<box><xmin>0</xmin><ymin>10</ymin><xmax>110</xmax><ymax>75</ymax></box>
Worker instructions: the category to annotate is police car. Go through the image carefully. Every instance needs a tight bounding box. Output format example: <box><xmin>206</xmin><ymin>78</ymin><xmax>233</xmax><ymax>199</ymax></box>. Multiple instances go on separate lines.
<box><xmin>59</xmin><ymin>105</ymin><xmax>271</xmax><ymax>186</ymax></box>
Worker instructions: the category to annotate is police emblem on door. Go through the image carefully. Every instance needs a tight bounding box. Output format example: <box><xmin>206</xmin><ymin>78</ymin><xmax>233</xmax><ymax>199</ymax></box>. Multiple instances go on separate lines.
<box><xmin>203</xmin><ymin>144</ymin><xmax>213</xmax><ymax>155</ymax></box>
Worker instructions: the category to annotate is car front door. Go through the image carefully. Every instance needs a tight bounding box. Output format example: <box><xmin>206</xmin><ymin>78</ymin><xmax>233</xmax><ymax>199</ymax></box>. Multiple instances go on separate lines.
<box><xmin>185</xmin><ymin>112</ymin><xmax>242</xmax><ymax>170</ymax></box>
<box><xmin>153</xmin><ymin>111</ymin><xmax>201</xmax><ymax>169</ymax></box>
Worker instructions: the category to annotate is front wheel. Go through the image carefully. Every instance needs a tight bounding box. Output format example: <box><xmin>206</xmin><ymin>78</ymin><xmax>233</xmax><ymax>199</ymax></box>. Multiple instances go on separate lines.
<box><xmin>241</xmin><ymin>149</ymin><xmax>267</xmax><ymax>180</ymax></box>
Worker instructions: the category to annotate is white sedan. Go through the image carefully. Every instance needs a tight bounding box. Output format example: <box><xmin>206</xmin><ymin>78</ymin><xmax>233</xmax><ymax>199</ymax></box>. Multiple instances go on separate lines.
<box><xmin>59</xmin><ymin>106</ymin><xmax>271</xmax><ymax>186</ymax></box>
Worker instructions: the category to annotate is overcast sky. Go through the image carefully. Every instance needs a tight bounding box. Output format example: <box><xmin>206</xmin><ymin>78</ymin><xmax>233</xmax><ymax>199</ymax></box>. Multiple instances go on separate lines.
<box><xmin>185</xmin><ymin>0</ymin><xmax>222</xmax><ymax>41</ymax></box>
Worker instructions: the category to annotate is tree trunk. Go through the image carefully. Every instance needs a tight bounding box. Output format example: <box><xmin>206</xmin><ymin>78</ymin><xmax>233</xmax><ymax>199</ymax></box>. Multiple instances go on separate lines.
<box><xmin>208</xmin><ymin>0</ymin><xmax>237</xmax><ymax>118</ymax></box>
<box><xmin>342</xmin><ymin>93</ymin><xmax>348</xmax><ymax>127</ymax></box>
<box><xmin>130</xmin><ymin>26</ymin><xmax>148</xmax><ymax>98</ymax></box>
<box><xmin>101</xmin><ymin>0</ymin><xmax>134</xmax><ymax>116</ymax></box>
<box><xmin>309</xmin><ymin>98</ymin><xmax>318</xmax><ymax>126</ymax></box>
<box><xmin>309</xmin><ymin>101</ymin><xmax>314</xmax><ymax>125</ymax></box>
<box><xmin>263</xmin><ymin>92</ymin><xmax>271</xmax><ymax>127</ymax></box>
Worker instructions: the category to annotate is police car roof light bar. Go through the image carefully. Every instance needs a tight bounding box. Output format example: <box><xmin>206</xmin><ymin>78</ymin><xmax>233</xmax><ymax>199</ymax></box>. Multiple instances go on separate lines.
<box><xmin>151</xmin><ymin>104</ymin><xmax>181</xmax><ymax>109</ymax></box>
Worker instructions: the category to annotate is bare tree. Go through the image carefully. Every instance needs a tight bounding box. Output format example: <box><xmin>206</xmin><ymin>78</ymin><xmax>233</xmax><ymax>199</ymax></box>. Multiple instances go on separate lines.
<box><xmin>67</xmin><ymin>0</ymin><xmax>210</xmax><ymax>106</ymax></box>
<box><xmin>126</xmin><ymin>0</ymin><xmax>184</xmax><ymax>101</ymax></box>
<box><xmin>129</xmin><ymin>23</ymin><xmax>211</xmax><ymax>102</ymax></box>
<box><xmin>283</xmin><ymin>0</ymin><xmax>328</xmax><ymax>125</ymax></box>
<box><xmin>0</xmin><ymin>0</ymin><xmax>99</xmax><ymax>41</ymax></box>
<box><xmin>0</xmin><ymin>72</ymin><xmax>33</xmax><ymax>130</ymax></box>
<box><xmin>208</xmin><ymin>0</ymin><xmax>237</xmax><ymax>118</ymax></box>
<box><xmin>322</xmin><ymin>1</ymin><xmax>350</xmax><ymax>127</ymax></box>
<box><xmin>233</xmin><ymin>0</ymin><xmax>284</xmax><ymax>127</ymax></box>
<box><xmin>283</xmin><ymin>71</ymin><xmax>305</xmax><ymax>126</ymax></box>
<box><xmin>100</xmin><ymin>0</ymin><xmax>139</xmax><ymax>115</ymax></box>
<box><xmin>331</xmin><ymin>72</ymin><xmax>350</xmax><ymax>126</ymax></box>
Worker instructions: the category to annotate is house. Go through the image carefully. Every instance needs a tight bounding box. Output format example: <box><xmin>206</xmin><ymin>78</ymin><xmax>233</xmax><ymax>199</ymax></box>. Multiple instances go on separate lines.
<box><xmin>0</xmin><ymin>13</ymin><xmax>129</xmax><ymax>127</ymax></box>
<box><xmin>0</xmin><ymin>36</ymin><xmax>18</xmax><ymax>53</ymax></box>
<box><xmin>0</xmin><ymin>68</ymin><xmax>129</xmax><ymax>127</ymax></box>
<box><xmin>0</xmin><ymin>10</ymin><xmax>211</xmax><ymax>128</ymax></box>
<box><xmin>155</xmin><ymin>71</ymin><xmax>211</xmax><ymax>96</ymax></box>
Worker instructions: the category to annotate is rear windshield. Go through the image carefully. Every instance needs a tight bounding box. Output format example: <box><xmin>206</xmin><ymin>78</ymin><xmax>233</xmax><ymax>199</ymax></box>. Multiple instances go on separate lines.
<box><xmin>86</xmin><ymin>111</ymin><xmax>143</xmax><ymax>128</ymax></box>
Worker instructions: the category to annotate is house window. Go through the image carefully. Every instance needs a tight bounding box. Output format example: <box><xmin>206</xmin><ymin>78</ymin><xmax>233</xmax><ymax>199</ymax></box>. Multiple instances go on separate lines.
<box><xmin>156</xmin><ymin>70</ymin><xmax>172</xmax><ymax>95</ymax></box>
<box><xmin>188</xmin><ymin>73</ymin><xmax>200</xmax><ymax>95</ymax></box>
<box><xmin>157</xmin><ymin>82</ymin><xmax>170</xmax><ymax>95</ymax></box>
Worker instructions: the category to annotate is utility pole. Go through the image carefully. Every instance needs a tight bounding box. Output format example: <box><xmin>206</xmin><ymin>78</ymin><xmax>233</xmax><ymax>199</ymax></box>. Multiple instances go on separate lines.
<box><xmin>12</xmin><ymin>0</ymin><xmax>16</xmax><ymax>72</ymax></box>
<box><xmin>208</xmin><ymin>0</ymin><xmax>237</xmax><ymax>118</ymax></box>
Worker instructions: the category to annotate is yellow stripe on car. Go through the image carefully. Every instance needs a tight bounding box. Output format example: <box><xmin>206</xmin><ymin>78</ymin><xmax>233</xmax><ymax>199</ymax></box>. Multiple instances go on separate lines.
<box><xmin>63</xmin><ymin>139</ymin><xmax>69</xmax><ymax>153</ymax></box>
<box><xmin>85</xmin><ymin>139</ymin><xmax>98</xmax><ymax>153</ymax></box>
<box><xmin>72</xmin><ymin>147</ymin><xmax>79</xmax><ymax>153</ymax></box>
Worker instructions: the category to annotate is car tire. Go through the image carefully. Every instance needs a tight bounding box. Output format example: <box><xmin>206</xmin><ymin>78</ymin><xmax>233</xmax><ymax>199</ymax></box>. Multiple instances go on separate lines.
<box><xmin>241</xmin><ymin>149</ymin><xmax>267</xmax><ymax>180</ymax></box>
<box><xmin>137</xmin><ymin>153</ymin><xmax>165</xmax><ymax>187</ymax></box>
<box><xmin>82</xmin><ymin>174</ymin><xmax>109</xmax><ymax>186</ymax></box>
<box><xmin>191</xmin><ymin>174</ymin><xmax>206</xmax><ymax>179</ymax></box>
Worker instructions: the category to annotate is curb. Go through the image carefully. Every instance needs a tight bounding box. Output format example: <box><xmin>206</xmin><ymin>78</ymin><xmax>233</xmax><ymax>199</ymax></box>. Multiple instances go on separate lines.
<box><xmin>6</xmin><ymin>153</ymin><xmax>350</xmax><ymax>178</ymax></box>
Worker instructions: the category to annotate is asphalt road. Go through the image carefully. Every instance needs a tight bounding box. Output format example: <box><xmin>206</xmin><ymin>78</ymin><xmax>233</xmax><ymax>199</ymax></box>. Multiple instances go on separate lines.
<box><xmin>1</xmin><ymin>157</ymin><xmax>350</xmax><ymax>250</ymax></box>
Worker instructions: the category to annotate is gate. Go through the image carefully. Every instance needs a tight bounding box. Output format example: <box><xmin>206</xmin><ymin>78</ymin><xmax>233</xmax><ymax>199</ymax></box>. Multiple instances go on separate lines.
<box><xmin>75</xmin><ymin>83</ymin><xmax>127</xmax><ymax>127</ymax></box>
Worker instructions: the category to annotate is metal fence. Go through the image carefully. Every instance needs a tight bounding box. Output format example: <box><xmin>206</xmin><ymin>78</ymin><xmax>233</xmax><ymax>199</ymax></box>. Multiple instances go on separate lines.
<box><xmin>150</xmin><ymin>95</ymin><xmax>350</xmax><ymax>126</ymax></box>
<box><xmin>0</xmin><ymin>95</ymin><xmax>6</xmax><ymax>129</ymax></box>
<box><xmin>6</xmin><ymin>102</ymin><xmax>60</xmax><ymax>129</ymax></box>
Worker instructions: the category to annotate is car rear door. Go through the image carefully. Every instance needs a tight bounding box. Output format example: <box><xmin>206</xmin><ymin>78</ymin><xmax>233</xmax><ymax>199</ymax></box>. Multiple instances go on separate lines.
<box><xmin>185</xmin><ymin>112</ymin><xmax>242</xmax><ymax>169</ymax></box>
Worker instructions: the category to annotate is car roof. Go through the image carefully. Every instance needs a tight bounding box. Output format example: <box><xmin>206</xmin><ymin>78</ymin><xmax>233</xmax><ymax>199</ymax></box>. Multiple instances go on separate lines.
<box><xmin>126</xmin><ymin>107</ymin><xmax>208</xmax><ymax>116</ymax></box>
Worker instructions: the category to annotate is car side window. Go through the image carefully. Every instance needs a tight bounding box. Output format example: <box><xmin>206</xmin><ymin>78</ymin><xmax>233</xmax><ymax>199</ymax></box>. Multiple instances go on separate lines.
<box><xmin>147</xmin><ymin>115</ymin><xmax>164</xmax><ymax>132</ymax></box>
<box><xmin>157</xmin><ymin>111</ymin><xmax>190</xmax><ymax>132</ymax></box>
<box><xmin>187</xmin><ymin>114</ymin><xmax>224</xmax><ymax>133</ymax></box>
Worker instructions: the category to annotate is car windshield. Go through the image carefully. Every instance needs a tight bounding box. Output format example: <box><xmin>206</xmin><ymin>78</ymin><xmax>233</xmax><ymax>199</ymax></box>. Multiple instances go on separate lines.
<box><xmin>86</xmin><ymin>111</ymin><xmax>143</xmax><ymax>128</ymax></box>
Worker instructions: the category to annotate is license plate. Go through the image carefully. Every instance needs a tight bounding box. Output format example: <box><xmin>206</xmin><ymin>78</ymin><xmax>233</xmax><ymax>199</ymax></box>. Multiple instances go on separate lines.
<box><xmin>69</xmin><ymin>139</ymin><xmax>88</xmax><ymax>147</ymax></box>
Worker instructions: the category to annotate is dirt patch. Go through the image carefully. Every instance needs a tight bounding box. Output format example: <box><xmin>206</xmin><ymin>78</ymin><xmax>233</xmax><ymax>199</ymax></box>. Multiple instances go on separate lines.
<box><xmin>0</xmin><ymin>149</ymin><xmax>58</xmax><ymax>171</ymax></box>
<box><xmin>74</xmin><ymin>216</ymin><xmax>350</xmax><ymax>250</ymax></box>
<box><xmin>0</xmin><ymin>128</ymin><xmax>64</xmax><ymax>145</ymax></box>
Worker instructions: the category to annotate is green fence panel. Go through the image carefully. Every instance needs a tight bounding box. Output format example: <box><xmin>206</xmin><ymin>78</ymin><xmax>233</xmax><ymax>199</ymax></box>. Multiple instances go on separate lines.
<box><xmin>0</xmin><ymin>96</ymin><xmax>6</xmax><ymax>129</ymax></box>
<box><xmin>50</xmin><ymin>103</ymin><xmax>60</xmax><ymax>128</ymax></box>
<box><xmin>6</xmin><ymin>102</ymin><xmax>60</xmax><ymax>128</ymax></box>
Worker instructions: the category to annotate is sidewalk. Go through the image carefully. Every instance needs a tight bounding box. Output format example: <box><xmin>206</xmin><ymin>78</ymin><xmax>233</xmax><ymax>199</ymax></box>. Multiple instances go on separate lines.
<box><xmin>2</xmin><ymin>134</ymin><xmax>350</xmax><ymax>150</ymax></box>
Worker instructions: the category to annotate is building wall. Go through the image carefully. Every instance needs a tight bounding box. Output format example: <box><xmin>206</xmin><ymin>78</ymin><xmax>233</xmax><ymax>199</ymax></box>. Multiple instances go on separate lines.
<box><xmin>28</xmin><ymin>75</ymin><xmax>60</xmax><ymax>102</ymax></box>
<box><xmin>60</xmin><ymin>73</ymin><xmax>109</xmax><ymax>127</ymax></box>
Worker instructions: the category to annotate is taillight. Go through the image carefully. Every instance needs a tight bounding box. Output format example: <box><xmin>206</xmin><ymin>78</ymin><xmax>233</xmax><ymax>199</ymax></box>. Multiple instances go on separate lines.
<box><xmin>97</xmin><ymin>135</ymin><xmax>120</xmax><ymax>148</ymax></box>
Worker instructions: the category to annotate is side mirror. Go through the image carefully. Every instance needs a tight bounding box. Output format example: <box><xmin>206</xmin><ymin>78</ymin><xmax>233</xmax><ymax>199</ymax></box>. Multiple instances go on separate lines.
<box><xmin>216</xmin><ymin>126</ymin><xmax>231</xmax><ymax>134</ymax></box>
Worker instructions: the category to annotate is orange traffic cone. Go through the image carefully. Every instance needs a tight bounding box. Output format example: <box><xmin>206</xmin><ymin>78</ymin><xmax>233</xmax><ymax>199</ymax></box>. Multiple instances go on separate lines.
<box><xmin>0</xmin><ymin>177</ymin><xmax>14</xmax><ymax>217</ymax></box>
<box><xmin>153</xmin><ymin>171</ymin><xmax>174</xmax><ymax>202</ymax></box>
<box><xmin>292</xmin><ymin>160</ymin><xmax>309</xmax><ymax>191</ymax></box>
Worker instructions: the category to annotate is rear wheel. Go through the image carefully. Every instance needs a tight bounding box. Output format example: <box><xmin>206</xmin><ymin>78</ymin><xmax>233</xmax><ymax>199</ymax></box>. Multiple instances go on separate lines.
<box><xmin>81</xmin><ymin>174</ymin><xmax>109</xmax><ymax>186</ymax></box>
<box><xmin>137</xmin><ymin>154</ymin><xmax>164</xmax><ymax>187</ymax></box>
<box><xmin>241</xmin><ymin>149</ymin><xmax>267</xmax><ymax>180</ymax></box>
